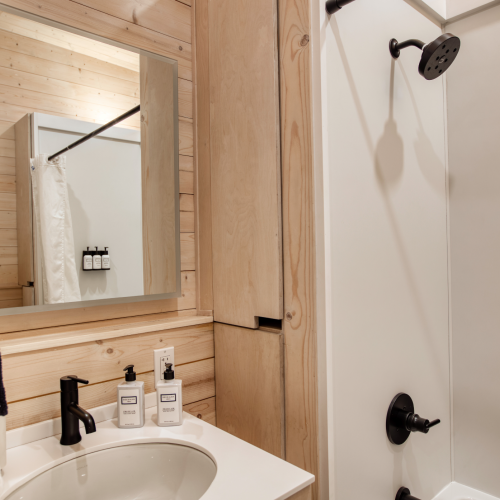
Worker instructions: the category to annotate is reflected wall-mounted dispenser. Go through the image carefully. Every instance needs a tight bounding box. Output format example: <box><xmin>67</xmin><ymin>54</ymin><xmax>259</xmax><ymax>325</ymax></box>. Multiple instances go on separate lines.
<box><xmin>386</xmin><ymin>393</ymin><xmax>440</xmax><ymax>445</ymax></box>
<box><xmin>325</xmin><ymin>0</ymin><xmax>356</xmax><ymax>14</ymax></box>
<box><xmin>82</xmin><ymin>247</ymin><xmax>110</xmax><ymax>271</ymax></box>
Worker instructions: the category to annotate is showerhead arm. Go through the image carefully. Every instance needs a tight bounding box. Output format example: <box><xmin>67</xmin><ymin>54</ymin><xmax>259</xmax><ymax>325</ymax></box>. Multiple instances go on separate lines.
<box><xmin>389</xmin><ymin>39</ymin><xmax>425</xmax><ymax>59</ymax></box>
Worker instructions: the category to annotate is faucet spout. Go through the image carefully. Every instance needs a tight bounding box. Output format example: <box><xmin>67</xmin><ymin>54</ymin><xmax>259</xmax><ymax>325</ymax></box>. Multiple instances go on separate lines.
<box><xmin>68</xmin><ymin>403</ymin><xmax>96</xmax><ymax>434</ymax></box>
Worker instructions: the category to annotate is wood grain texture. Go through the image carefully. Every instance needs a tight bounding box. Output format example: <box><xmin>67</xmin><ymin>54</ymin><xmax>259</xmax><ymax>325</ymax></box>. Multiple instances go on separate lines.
<box><xmin>209</xmin><ymin>0</ymin><xmax>282</xmax><ymax>328</ymax></box>
<box><xmin>141</xmin><ymin>55</ymin><xmax>177</xmax><ymax>295</ymax></box>
<box><xmin>180</xmin><ymin>233</ymin><xmax>195</xmax><ymax>270</ymax></box>
<box><xmin>180</xmin><ymin>193</ymin><xmax>194</xmax><ymax>212</ymax></box>
<box><xmin>193</xmin><ymin>0</ymin><xmax>213</xmax><ymax>313</ymax></box>
<box><xmin>180</xmin><ymin>170</ymin><xmax>194</xmax><ymax>194</ymax></box>
<box><xmin>14</xmin><ymin>114</ymin><xmax>32</xmax><ymax>286</ymax></box>
<box><xmin>0</xmin><ymin>212</ymin><xmax>16</xmax><ymax>229</ymax></box>
<box><xmin>214</xmin><ymin>323</ymin><xmax>284</xmax><ymax>458</ymax></box>
<box><xmin>71</xmin><ymin>0</ymin><xmax>192</xmax><ymax>44</ymax></box>
<box><xmin>0</xmin><ymin>246</ymin><xmax>17</xmax><ymax>265</ymax></box>
<box><xmin>22</xmin><ymin>285</ymin><xmax>34</xmax><ymax>306</ymax></box>
<box><xmin>0</xmin><ymin>263</ymin><xmax>18</xmax><ymax>285</ymax></box>
<box><xmin>4</xmin><ymin>323</ymin><xmax>214</xmax><ymax>401</ymax></box>
<box><xmin>0</xmin><ymin>0</ymin><xmax>193</xmax><ymax>80</ymax></box>
<box><xmin>180</xmin><ymin>211</ymin><xmax>194</xmax><ymax>233</ymax></box>
<box><xmin>278</xmin><ymin>0</ymin><xmax>319</xmax><ymax>495</ymax></box>
<box><xmin>0</xmin><ymin>270</ymin><xmax>196</xmax><ymax>334</ymax></box>
<box><xmin>0</xmin><ymin>286</ymin><xmax>21</xmax><ymax>300</ymax></box>
<box><xmin>0</xmin><ymin>313</ymin><xmax>211</xmax><ymax>354</ymax></box>
<box><xmin>288</xmin><ymin>486</ymin><xmax>312</xmax><ymax>500</ymax></box>
<box><xmin>7</xmin><ymin>358</ymin><xmax>215</xmax><ymax>429</ymax></box>
<box><xmin>184</xmin><ymin>396</ymin><xmax>216</xmax><ymax>425</ymax></box>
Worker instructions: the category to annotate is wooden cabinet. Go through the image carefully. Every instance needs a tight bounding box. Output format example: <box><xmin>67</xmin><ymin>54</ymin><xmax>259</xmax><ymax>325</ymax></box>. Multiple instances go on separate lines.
<box><xmin>208</xmin><ymin>0</ymin><xmax>283</xmax><ymax>329</ymax></box>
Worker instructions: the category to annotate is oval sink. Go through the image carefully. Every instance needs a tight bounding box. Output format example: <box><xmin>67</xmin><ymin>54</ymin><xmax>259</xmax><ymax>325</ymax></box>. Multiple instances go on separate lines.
<box><xmin>6</xmin><ymin>443</ymin><xmax>216</xmax><ymax>500</ymax></box>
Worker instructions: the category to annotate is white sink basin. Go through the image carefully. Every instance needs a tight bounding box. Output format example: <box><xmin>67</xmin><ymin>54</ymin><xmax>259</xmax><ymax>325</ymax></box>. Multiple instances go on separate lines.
<box><xmin>5</xmin><ymin>443</ymin><xmax>216</xmax><ymax>500</ymax></box>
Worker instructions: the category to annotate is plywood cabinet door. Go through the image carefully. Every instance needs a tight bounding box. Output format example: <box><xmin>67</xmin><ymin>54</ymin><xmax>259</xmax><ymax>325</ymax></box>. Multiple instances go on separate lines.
<box><xmin>209</xmin><ymin>0</ymin><xmax>282</xmax><ymax>329</ymax></box>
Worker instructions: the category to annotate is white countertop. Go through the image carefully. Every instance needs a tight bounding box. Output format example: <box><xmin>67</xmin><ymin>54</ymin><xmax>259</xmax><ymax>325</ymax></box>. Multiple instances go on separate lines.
<box><xmin>0</xmin><ymin>407</ymin><xmax>314</xmax><ymax>500</ymax></box>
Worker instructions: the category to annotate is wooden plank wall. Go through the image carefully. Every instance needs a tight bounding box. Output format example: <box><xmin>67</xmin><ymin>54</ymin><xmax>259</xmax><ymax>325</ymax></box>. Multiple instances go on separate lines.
<box><xmin>0</xmin><ymin>1</ymin><xmax>212</xmax><ymax>431</ymax></box>
<box><xmin>0</xmin><ymin>4</ymin><xmax>196</xmax><ymax>324</ymax></box>
<box><xmin>4</xmin><ymin>321</ymin><xmax>216</xmax><ymax>430</ymax></box>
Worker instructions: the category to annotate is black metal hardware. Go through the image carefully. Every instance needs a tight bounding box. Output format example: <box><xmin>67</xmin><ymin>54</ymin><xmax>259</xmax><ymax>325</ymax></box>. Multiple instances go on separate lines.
<box><xmin>325</xmin><ymin>0</ymin><xmax>356</xmax><ymax>15</ymax></box>
<box><xmin>48</xmin><ymin>105</ymin><xmax>140</xmax><ymax>162</ymax></box>
<box><xmin>389</xmin><ymin>33</ymin><xmax>461</xmax><ymax>81</ymax></box>
<box><xmin>60</xmin><ymin>375</ymin><xmax>96</xmax><ymax>446</ymax></box>
<box><xmin>386</xmin><ymin>393</ymin><xmax>441</xmax><ymax>445</ymax></box>
<box><xmin>396</xmin><ymin>487</ymin><xmax>421</xmax><ymax>500</ymax></box>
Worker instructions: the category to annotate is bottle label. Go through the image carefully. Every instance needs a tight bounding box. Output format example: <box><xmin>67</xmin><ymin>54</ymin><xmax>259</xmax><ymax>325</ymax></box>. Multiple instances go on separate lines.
<box><xmin>102</xmin><ymin>255</ymin><xmax>110</xmax><ymax>269</ymax></box>
<box><xmin>119</xmin><ymin>388</ymin><xmax>141</xmax><ymax>426</ymax></box>
<box><xmin>158</xmin><ymin>386</ymin><xmax>180</xmax><ymax>425</ymax></box>
<box><xmin>93</xmin><ymin>255</ymin><xmax>102</xmax><ymax>269</ymax></box>
<box><xmin>83</xmin><ymin>255</ymin><xmax>93</xmax><ymax>270</ymax></box>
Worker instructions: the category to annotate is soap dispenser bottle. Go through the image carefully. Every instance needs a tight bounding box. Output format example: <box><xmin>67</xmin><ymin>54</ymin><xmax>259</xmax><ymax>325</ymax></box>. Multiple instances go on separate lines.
<box><xmin>83</xmin><ymin>247</ymin><xmax>93</xmax><ymax>271</ymax></box>
<box><xmin>101</xmin><ymin>247</ymin><xmax>110</xmax><ymax>270</ymax></box>
<box><xmin>93</xmin><ymin>246</ymin><xmax>102</xmax><ymax>270</ymax></box>
<box><xmin>117</xmin><ymin>365</ymin><xmax>145</xmax><ymax>428</ymax></box>
<box><xmin>156</xmin><ymin>363</ymin><xmax>183</xmax><ymax>427</ymax></box>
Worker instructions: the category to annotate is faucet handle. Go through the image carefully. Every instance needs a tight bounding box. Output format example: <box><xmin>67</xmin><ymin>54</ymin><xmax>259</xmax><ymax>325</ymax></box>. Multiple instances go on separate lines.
<box><xmin>67</xmin><ymin>376</ymin><xmax>89</xmax><ymax>385</ymax></box>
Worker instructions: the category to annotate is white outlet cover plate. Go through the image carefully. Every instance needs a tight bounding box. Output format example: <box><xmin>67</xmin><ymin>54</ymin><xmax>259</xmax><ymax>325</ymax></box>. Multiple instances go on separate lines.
<box><xmin>154</xmin><ymin>347</ymin><xmax>174</xmax><ymax>389</ymax></box>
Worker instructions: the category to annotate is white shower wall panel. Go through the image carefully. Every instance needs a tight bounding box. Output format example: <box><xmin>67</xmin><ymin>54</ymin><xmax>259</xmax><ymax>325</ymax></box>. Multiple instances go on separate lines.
<box><xmin>317</xmin><ymin>0</ymin><xmax>451</xmax><ymax>498</ymax></box>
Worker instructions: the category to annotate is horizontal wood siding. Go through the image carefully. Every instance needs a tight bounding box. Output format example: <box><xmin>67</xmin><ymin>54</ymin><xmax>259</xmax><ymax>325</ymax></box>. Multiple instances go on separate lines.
<box><xmin>5</xmin><ymin>322</ymin><xmax>215</xmax><ymax>430</ymax></box>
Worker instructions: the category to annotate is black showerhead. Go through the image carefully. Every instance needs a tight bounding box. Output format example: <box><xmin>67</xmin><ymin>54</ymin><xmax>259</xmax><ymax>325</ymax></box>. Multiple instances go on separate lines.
<box><xmin>389</xmin><ymin>33</ymin><xmax>461</xmax><ymax>80</ymax></box>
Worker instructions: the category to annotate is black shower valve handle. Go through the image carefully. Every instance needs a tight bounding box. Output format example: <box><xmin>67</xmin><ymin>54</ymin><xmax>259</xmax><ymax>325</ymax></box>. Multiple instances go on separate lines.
<box><xmin>66</xmin><ymin>376</ymin><xmax>89</xmax><ymax>385</ymax></box>
<box><xmin>406</xmin><ymin>413</ymin><xmax>441</xmax><ymax>434</ymax></box>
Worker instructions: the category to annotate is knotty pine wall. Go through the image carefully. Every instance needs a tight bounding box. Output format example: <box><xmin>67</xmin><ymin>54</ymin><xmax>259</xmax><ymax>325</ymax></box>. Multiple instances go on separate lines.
<box><xmin>0</xmin><ymin>1</ymin><xmax>213</xmax><ymax>429</ymax></box>
<box><xmin>0</xmin><ymin>9</ymin><xmax>194</xmax><ymax>308</ymax></box>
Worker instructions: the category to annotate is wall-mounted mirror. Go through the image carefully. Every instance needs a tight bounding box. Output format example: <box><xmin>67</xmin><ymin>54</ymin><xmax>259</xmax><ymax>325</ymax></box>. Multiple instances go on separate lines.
<box><xmin>0</xmin><ymin>9</ymin><xmax>180</xmax><ymax>313</ymax></box>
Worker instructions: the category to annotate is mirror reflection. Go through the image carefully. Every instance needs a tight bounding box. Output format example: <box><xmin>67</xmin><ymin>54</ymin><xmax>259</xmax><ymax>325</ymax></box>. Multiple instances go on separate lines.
<box><xmin>0</xmin><ymin>10</ymin><xmax>180</xmax><ymax>309</ymax></box>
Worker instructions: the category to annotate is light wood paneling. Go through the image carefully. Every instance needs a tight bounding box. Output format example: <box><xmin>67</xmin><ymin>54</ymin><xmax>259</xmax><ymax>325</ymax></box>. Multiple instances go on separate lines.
<box><xmin>179</xmin><ymin>155</ymin><xmax>193</xmax><ymax>172</ymax></box>
<box><xmin>0</xmin><ymin>212</ymin><xmax>16</xmax><ymax>229</ymax></box>
<box><xmin>179</xmin><ymin>118</ymin><xmax>194</xmax><ymax>156</ymax></box>
<box><xmin>0</xmin><ymin>286</ymin><xmax>21</xmax><ymax>300</ymax></box>
<box><xmin>0</xmin><ymin>263</ymin><xmax>18</xmax><ymax>285</ymax></box>
<box><xmin>22</xmin><ymin>285</ymin><xmax>34</xmax><ymax>306</ymax></box>
<box><xmin>72</xmin><ymin>0</ymin><xmax>192</xmax><ymax>45</ymax></box>
<box><xmin>0</xmin><ymin>229</ymin><xmax>17</xmax><ymax>246</ymax></box>
<box><xmin>141</xmin><ymin>55</ymin><xmax>177</xmax><ymax>295</ymax></box>
<box><xmin>214</xmin><ymin>323</ymin><xmax>284</xmax><ymax>458</ymax></box>
<box><xmin>180</xmin><ymin>170</ymin><xmax>194</xmax><ymax>194</ymax></box>
<box><xmin>209</xmin><ymin>0</ymin><xmax>282</xmax><ymax>328</ymax></box>
<box><xmin>0</xmin><ymin>247</ymin><xmax>17</xmax><ymax>265</ymax></box>
<box><xmin>184</xmin><ymin>396</ymin><xmax>215</xmax><ymax>425</ymax></box>
<box><xmin>4</xmin><ymin>323</ymin><xmax>213</xmax><ymax>401</ymax></box>
<box><xmin>194</xmin><ymin>0</ymin><xmax>213</xmax><ymax>314</ymax></box>
<box><xmin>180</xmin><ymin>193</ymin><xmax>194</xmax><ymax>212</ymax></box>
<box><xmin>279</xmin><ymin>0</ymin><xmax>319</xmax><ymax>495</ymax></box>
<box><xmin>180</xmin><ymin>233</ymin><xmax>195</xmax><ymax>270</ymax></box>
<box><xmin>0</xmin><ymin>270</ymin><xmax>196</xmax><ymax>334</ymax></box>
<box><xmin>0</xmin><ymin>193</ymin><xmax>16</xmax><ymax>211</ymax></box>
<box><xmin>289</xmin><ymin>486</ymin><xmax>312</xmax><ymax>500</ymax></box>
<box><xmin>7</xmin><ymin>356</ymin><xmax>215</xmax><ymax>429</ymax></box>
<box><xmin>0</xmin><ymin>298</ymin><xmax>22</xmax><ymax>309</ymax></box>
<box><xmin>0</xmin><ymin>0</ymin><xmax>192</xmax><ymax>80</ymax></box>
<box><xmin>180</xmin><ymin>212</ymin><xmax>194</xmax><ymax>233</ymax></box>
<box><xmin>14</xmin><ymin>114</ymin><xmax>32</xmax><ymax>287</ymax></box>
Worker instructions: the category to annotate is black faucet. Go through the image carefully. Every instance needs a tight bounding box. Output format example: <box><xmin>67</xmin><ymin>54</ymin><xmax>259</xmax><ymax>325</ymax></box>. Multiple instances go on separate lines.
<box><xmin>396</xmin><ymin>487</ymin><xmax>421</xmax><ymax>500</ymax></box>
<box><xmin>60</xmin><ymin>376</ymin><xmax>96</xmax><ymax>446</ymax></box>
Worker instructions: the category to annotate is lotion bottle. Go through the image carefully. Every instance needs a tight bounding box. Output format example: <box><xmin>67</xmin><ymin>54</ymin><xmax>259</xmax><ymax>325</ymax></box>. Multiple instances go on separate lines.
<box><xmin>83</xmin><ymin>247</ymin><xmax>93</xmax><ymax>271</ymax></box>
<box><xmin>156</xmin><ymin>363</ymin><xmax>183</xmax><ymax>427</ymax></box>
<box><xmin>93</xmin><ymin>246</ymin><xmax>102</xmax><ymax>270</ymax></box>
<box><xmin>102</xmin><ymin>247</ymin><xmax>110</xmax><ymax>270</ymax></box>
<box><xmin>117</xmin><ymin>365</ymin><xmax>145</xmax><ymax>428</ymax></box>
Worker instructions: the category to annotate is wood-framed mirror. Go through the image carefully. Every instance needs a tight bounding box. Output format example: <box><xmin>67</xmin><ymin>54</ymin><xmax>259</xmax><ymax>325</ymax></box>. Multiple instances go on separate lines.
<box><xmin>0</xmin><ymin>6</ymin><xmax>182</xmax><ymax>317</ymax></box>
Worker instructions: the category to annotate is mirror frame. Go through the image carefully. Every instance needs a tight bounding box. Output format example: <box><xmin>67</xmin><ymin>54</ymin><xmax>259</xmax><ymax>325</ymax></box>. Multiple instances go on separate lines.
<box><xmin>0</xmin><ymin>4</ymin><xmax>182</xmax><ymax>318</ymax></box>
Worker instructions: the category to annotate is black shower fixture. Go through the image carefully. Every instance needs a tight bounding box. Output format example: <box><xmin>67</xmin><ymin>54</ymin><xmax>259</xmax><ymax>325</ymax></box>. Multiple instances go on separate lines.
<box><xmin>325</xmin><ymin>0</ymin><xmax>356</xmax><ymax>15</ymax></box>
<box><xmin>389</xmin><ymin>33</ymin><xmax>461</xmax><ymax>80</ymax></box>
<box><xmin>396</xmin><ymin>487</ymin><xmax>421</xmax><ymax>500</ymax></box>
<box><xmin>386</xmin><ymin>393</ymin><xmax>441</xmax><ymax>445</ymax></box>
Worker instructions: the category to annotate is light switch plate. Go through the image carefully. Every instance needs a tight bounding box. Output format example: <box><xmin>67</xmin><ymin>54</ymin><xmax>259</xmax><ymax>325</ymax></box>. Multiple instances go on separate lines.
<box><xmin>154</xmin><ymin>347</ymin><xmax>174</xmax><ymax>389</ymax></box>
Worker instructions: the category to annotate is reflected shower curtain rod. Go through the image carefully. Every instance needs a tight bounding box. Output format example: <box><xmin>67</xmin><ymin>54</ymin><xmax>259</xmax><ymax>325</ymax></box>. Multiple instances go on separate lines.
<box><xmin>47</xmin><ymin>105</ymin><xmax>140</xmax><ymax>162</ymax></box>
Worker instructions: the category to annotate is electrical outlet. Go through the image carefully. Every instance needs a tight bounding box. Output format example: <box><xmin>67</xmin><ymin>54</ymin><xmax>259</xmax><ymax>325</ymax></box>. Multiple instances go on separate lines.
<box><xmin>154</xmin><ymin>347</ymin><xmax>174</xmax><ymax>389</ymax></box>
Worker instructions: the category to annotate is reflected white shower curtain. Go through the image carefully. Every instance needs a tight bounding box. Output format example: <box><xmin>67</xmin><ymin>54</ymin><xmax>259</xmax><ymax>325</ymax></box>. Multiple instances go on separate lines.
<box><xmin>31</xmin><ymin>154</ymin><xmax>81</xmax><ymax>304</ymax></box>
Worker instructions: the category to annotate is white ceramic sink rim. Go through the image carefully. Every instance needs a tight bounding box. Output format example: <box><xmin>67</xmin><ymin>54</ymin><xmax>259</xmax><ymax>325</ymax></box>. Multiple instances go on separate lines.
<box><xmin>0</xmin><ymin>407</ymin><xmax>314</xmax><ymax>500</ymax></box>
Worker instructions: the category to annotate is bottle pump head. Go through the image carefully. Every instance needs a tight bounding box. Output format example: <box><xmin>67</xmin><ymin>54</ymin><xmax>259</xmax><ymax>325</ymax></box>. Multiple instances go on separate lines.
<box><xmin>163</xmin><ymin>363</ymin><xmax>174</xmax><ymax>380</ymax></box>
<box><xmin>124</xmin><ymin>365</ymin><xmax>136</xmax><ymax>382</ymax></box>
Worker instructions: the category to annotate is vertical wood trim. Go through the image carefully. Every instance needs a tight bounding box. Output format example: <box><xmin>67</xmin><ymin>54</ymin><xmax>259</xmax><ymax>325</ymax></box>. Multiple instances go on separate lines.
<box><xmin>14</xmin><ymin>113</ymin><xmax>33</xmax><ymax>286</ymax></box>
<box><xmin>279</xmin><ymin>0</ymin><xmax>319</xmax><ymax>496</ymax></box>
<box><xmin>193</xmin><ymin>0</ymin><xmax>214</xmax><ymax>314</ymax></box>
<box><xmin>22</xmin><ymin>285</ymin><xmax>34</xmax><ymax>306</ymax></box>
<box><xmin>140</xmin><ymin>56</ymin><xmax>178</xmax><ymax>295</ymax></box>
